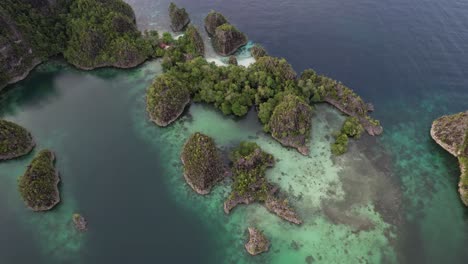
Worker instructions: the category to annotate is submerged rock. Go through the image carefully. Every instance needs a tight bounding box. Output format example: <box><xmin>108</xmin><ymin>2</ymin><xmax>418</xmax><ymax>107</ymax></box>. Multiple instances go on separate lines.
<box><xmin>430</xmin><ymin>111</ymin><xmax>468</xmax><ymax>206</ymax></box>
<box><xmin>212</xmin><ymin>24</ymin><xmax>248</xmax><ymax>56</ymax></box>
<box><xmin>0</xmin><ymin>120</ymin><xmax>35</xmax><ymax>161</ymax></box>
<box><xmin>269</xmin><ymin>95</ymin><xmax>313</xmax><ymax>155</ymax></box>
<box><xmin>18</xmin><ymin>150</ymin><xmax>60</xmax><ymax>211</ymax></box>
<box><xmin>204</xmin><ymin>11</ymin><xmax>228</xmax><ymax>36</ymax></box>
<box><xmin>146</xmin><ymin>74</ymin><xmax>190</xmax><ymax>127</ymax></box>
<box><xmin>181</xmin><ymin>133</ymin><xmax>224</xmax><ymax>195</ymax></box>
<box><xmin>264</xmin><ymin>196</ymin><xmax>303</xmax><ymax>225</ymax></box>
<box><xmin>245</xmin><ymin>227</ymin><xmax>270</xmax><ymax>255</ymax></box>
<box><xmin>72</xmin><ymin>213</ymin><xmax>88</xmax><ymax>231</ymax></box>
<box><xmin>169</xmin><ymin>2</ymin><xmax>190</xmax><ymax>32</ymax></box>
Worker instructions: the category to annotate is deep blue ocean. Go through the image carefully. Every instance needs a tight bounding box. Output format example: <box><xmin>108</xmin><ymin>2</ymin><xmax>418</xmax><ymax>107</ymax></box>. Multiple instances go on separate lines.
<box><xmin>0</xmin><ymin>0</ymin><xmax>467</xmax><ymax>263</ymax></box>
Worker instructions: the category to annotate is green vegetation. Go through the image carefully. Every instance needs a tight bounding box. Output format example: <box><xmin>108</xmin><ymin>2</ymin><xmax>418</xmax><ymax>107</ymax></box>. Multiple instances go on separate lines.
<box><xmin>169</xmin><ymin>2</ymin><xmax>190</xmax><ymax>32</ymax></box>
<box><xmin>161</xmin><ymin>25</ymin><xmax>204</xmax><ymax>69</ymax></box>
<box><xmin>331</xmin><ymin>116</ymin><xmax>364</xmax><ymax>155</ymax></box>
<box><xmin>0</xmin><ymin>120</ymin><xmax>35</xmax><ymax>160</ymax></box>
<box><xmin>146</xmin><ymin>74</ymin><xmax>190</xmax><ymax>126</ymax></box>
<box><xmin>230</xmin><ymin>142</ymin><xmax>274</xmax><ymax>201</ymax></box>
<box><xmin>18</xmin><ymin>150</ymin><xmax>60</xmax><ymax>211</ymax></box>
<box><xmin>181</xmin><ymin>133</ymin><xmax>223</xmax><ymax>194</ymax></box>
<box><xmin>64</xmin><ymin>0</ymin><xmax>155</xmax><ymax>69</ymax></box>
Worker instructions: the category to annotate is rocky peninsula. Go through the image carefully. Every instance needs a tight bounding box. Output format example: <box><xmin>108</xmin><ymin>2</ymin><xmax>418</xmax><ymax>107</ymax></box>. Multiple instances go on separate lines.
<box><xmin>245</xmin><ymin>227</ymin><xmax>270</xmax><ymax>255</ymax></box>
<box><xmin>181</xmin><ymin>133</ymin><xmax>224</xmax><ymax>195</ymax></box>
<box><xmin>18</xmin><ymin>150</ymin><xmax>60</xmax><ymax>211</ymax></box>
<box><xmin>431</xmin><ymin>111</ymin><xmax>468</xmax><ymax>206</ymax></box>
<box><xmin>169</xmin><ymin>2</ymin><xmax>190</xmax><ymax>32</ymax></box>
<box><xmin>0</xmin><ymin>120</ymin><xmax>35</xmax><ymax>161</ymax></box>
<box><xmin>224</xmin><ymin>142</ymin><xmax>302</xmax><ymax>225</ymax></box>
<box><xmin>146</xmin><ymin>74</ymin><xmax>190</xmax><ymax>127</ymax></box>
<box><xmin>204</xmin><ymin>11</ymin><xmax>247</xmax><ymax>56</ymax></box>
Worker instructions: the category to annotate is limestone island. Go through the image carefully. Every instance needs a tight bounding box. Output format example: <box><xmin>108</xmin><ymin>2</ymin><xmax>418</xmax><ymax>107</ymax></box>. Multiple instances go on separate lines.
<box><xmin>169</xmin><ymin>2</ymin><xmax>190</xmax><ymax>32</ymax></box>
<box><xmin>245</xmin><ymin>227</ymin><xmax>270</xmax><ymax>256</ymax></box>
<box><xmin>269</xmin><ymin>95</ymin><xmax>313</xmax><ymax>155</ymax></box>
<box><xmin>204</xmin><ymin>11</ymin><xmax>247</xmax><ymax>56</ymax></box>
<box><xmin>18</xmin><ymin>150</ymin><xmax>60</xmax><ymax>211</ymax></box>
<box><xmin>72</xmin><ymin>213</ymin><xmax>88</xmax><ymax>232</ymax></box>
<box><xmin>146</xmin><ymin>74</ymin><xmax>190</xmax><ymax>127</ymax></box>
<box><xmin>430</xmin><ymin>111</ymin><xmax>468</xmax><ymax>206</ymax></box>
<box><xmin>224</xmin><ymin>142</ymin><xmax>302</xmax><ymax>225</ymax></box>
<box><xmin>181</xmin><ymin>133</ymin><xmax>224</xmax><ymax>195</ymax></box>
<box><xmin>0</xmin><ymin>120</ymin><xmax>35</xmax><ymax>161</ymax></box>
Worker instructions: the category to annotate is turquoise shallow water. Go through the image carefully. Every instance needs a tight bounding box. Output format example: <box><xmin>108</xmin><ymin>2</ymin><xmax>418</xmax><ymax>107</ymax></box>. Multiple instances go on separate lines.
<box><xmin>1</xmin><ymin>0</ymin><xmax>468</xmax><ymax>263</ymax></box>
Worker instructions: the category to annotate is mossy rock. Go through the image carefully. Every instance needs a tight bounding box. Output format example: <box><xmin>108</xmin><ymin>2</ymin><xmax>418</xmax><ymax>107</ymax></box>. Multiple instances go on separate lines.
<box><xmin>181</xmin><ymin>132</ymin><xmax>223</xmax><ymax>194</ymax></box>
<box><xmin>212</xmin><ymin>23</ymin><xmax>247</xmax><ymax>56</ymax></box>
<box><xmin>269</xmin><ymin>95</ymin><xmax>313</xmax><ymax>155</ymax></box>
<box><xmin>250</xmin><ymin>44</ymin><xmax>267</xmax><ymax>60</ymax></box>
<box><xmin>228</xmin><ymin>56</ymin><xmax>238</xmax><ymax>65</ymax></box>
<box><xmin>18</xmin><ymin>150</ymin><xmax>60</xmax><ymax>211</ymax></box>
<box><xmin>204</xmin><ymin>11</ymin><xmax>228</xmax><ymax>36</ymax></box>
<box><xmin>169</xmin><ymin>2</ymin><xmax>190</xmax><ymax>32</ymax></box>
<box><xmin>146</xmin><ymin>74</ymin><xmax>191</xmax><ymax>127</ymax></box>
<box><xmin>0</xmin><ymin>120</ymin><xmax>35</xmax><ymax>160</ymax></box>
<box><xmin>183</xmin><ymin>25</ymin><xmax>205</xmax><ymax>57</ymax></box>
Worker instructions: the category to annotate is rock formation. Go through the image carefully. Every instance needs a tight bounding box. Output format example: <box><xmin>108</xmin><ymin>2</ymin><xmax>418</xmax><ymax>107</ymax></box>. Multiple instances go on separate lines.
<box><xmin>181</xmin><ymin>133</ymin><xmax>224</xmax><ymax>195</ymax></box>
<box><xmin>18</xmin><ymin>150</ymin><xmax>60</xmax><ymax>211</ymax></box>
<box><xmin>269</xmin><ymin>95</ymin><xmax>313</xmax><ymax>155</ymax></box>
<box><xmin>204</xmin><ymin>11</ymin><xmax>228</xmax><ymax>36</ymax></box>
<box><xmin>430</xmin><ymin>111</ymin><xmax>468</xmax><ymax>206</ymax></box>
<box><xmin>169</xmin><ymin>2</ymin><xmax>190</xmax><ymax>32</ymax></box>
<box><xmin>146</xmin><ymin>74</ymin><xmax>191</xmax><ymax>127</ymax></box>
<box><xmin>72</xmin><ymin>213</ymin><xmax>88</xmax><ymax>231</ymax></box>
<box><xmin>0</xmin><ymin>120</ymin><xmax>35</xmax><ymax>161</ymax></box>
<box><xmin>212</xmin><ymin>24</ymin><xmax>248</xmax><ymax>56</ymax></box>
<box><xmin>245</xmin><ymin>227</ymin><xmax>270</xmax><ymax>255</ymax></box>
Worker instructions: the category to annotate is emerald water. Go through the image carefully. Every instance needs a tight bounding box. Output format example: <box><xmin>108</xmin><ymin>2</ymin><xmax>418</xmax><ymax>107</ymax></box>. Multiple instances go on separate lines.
<box><xmin>1</xmin><ymin>0</ymin><xmax>468</xmax><ymax>263</ymax></box>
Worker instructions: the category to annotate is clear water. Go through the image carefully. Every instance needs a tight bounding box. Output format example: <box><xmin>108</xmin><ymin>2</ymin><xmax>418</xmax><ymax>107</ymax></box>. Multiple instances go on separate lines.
<box><xmin>1</xmin><ymin>0</ymin><xmax>467</xmax><ymax>263</ymax></box>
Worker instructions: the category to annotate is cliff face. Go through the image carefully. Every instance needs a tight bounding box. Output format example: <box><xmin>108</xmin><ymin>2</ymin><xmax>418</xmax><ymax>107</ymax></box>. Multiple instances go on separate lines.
<box><xmin>430</xmin><ymin>111</ymin><xmax>468</xmax><ymax>206</ymax></box>
<box><xmin>0</xmin><ymin>0</ymin><xmax>65</xmax><ymax>90</ymax></box>
<box><xmin>169</xmin><ymin>2</ymin><xmax>190</xmax><ymax>32</ymax></box>
<box><xmin>212</xmin><ymin>24</ymin><xmax>247</xmax><ymax>56</ymax></box>
<box><xmin>204</xmin><ymin>11</ymin><xmax>227</xmax><ymax>36</ymax></box>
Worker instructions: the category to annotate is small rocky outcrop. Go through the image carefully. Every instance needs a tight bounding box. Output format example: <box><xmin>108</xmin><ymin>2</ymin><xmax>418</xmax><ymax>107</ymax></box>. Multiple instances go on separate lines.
<box><xmin>264</xmin><ymin>196</ymin><xmax>303</xmax><ymax>225</ymax></box>
<box><xmin>212</xmin><ymin>24</ymin><xmax>248</xmax><ymax>56</ymax></box>
<box><xmin>228</xmin><ymin>56</ymin><xmax>238</xmax><ymax>65</ymax></box>
<box><xmin>72</xmin><ymin>213</ymin><xmax>88</xmax><ymax>231</ymax></box>
<box><xmin>18</xmin><ymin>150</ymin><xmax>60</xmax><ymax>211</ymax></box>
<box><xmin>250</xmin><ymin>44</ymin><xmax>267</xmax><ymax>59</ymax></box>
<box><xmin>0</xmin><ymin>120</ymin><xmax>35</xmax><ymax>161</ymax></box>
<box><xmin>245</xmin><ymin>227</ymin><xmax>270</xmax><ymax>256</ymax></box>
<box><xmin>184</xmin><ymin>25</ymin><xmax>205</xmax><ymax>56</ymax></box>
<box><xmin>169</xmin><ymin>2</ymin><xmax>190</xmax><ymax>32</ymax></box>
<box><xmin>146</xmin><ymin>74</ymin><xmax>190</xmax><ymax>127</ymax></box>
<box><xmin>431</xmin><ymin>111</ymin><xmax>468</xmax><ymax>206</ymax></box>
<box><xmin>269</xmin><ymin>95</ymin><xmax>313</xmax><ymax>155</ymax></box>
<box><xmin>181</xmin><ymin>133</ymin><xmax>224</xmax><ymax>195</ymax></box>
<box><xmin>204</xmin><ymin>11</ymin><xmax>228</xmax><ymax>36</ymax></box>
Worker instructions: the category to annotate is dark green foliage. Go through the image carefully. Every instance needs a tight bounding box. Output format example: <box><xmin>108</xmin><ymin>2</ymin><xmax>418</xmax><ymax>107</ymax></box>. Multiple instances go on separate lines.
<box><xmin>169</xmin><ymin>2</ymin><xmax>190</xmax><ymax>32</ymax></box>
<box><xmin>146</xmin><ymin>74</ymin><xmax>190</xmax><ymax>126</ymax></box>
<box><xmin>181</xmin><ymin>133</ymin><xmax>223</xmax><ymax>193</ymax></box>
<box><xmin>64</xmin><ymin>0</ymin><xmax>153</xmax><ymax>69</ymax></box>
<box><xmin>161</xmin><ymin>26</ymin><xmax>204</xmax><ymax>69</ymax></box>
<box><xmin>330</xmin><ymin>117</ymin><xmax>364</xmax><ymax>155</ymax></box>
<box><xmin>0</xmin><ymin>120</ymin><xmax>34</xmax><ymax>160</ymax></box>
<box><xmin>18</xmin><ymin>150</ymin><xmax>60</xmax><ymax>211</ymax></box>
<box><xmin>230</xmin><ymin>142</ymin><xmax>274</xmax><ymax>200</ymax></box>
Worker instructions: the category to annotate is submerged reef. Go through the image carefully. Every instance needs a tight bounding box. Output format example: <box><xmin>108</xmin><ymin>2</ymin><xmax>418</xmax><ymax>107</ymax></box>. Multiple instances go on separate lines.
<box><xmin>72</xmin><ymin>213</ymin><xmax>88</xmax><ymax>232</ymax></box>
<box><xmin>0</xmin><ymin>120</ymin><xmax>35</xmax><ymax>161</ymax></box>
<box><xmin>181</xmin><ymin>133</ymin><xmax>224</xmax><ymax>195</ymax></box>
<box><xmin>431</xmin><ymin>111</ymin><xmax>468</xmax><ymax>206</ymax></box>
<box><xmin>204</xmin><ymin>11</ymin><xmax>247</xmax><ymax>56</ymax></box>
<box><xmin>269</xmin><ymin>95</ymin><xmax>313</xmax><ymax>155</ymax></box>
<box><xmin>245</xmin><ymin>227</ymin><xmax>270</xmax><ymax>255</ymax></box>
<box><xmin>146</xmin><ymin>74</ymin><xmax>190</xmax><ymax>127</ymax></box>
<box><xmin>169</xmin><ymin>2</ymin><xmax>190</xmax><ymax>32</ymax></box>
<box><xmin>18</xmin><ymin>150</ymin><xmax>60</xmax><ymax>211</ymax></box>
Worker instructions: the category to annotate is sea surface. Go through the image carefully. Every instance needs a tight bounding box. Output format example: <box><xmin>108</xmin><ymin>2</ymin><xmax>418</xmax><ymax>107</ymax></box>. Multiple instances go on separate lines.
<box><xmin>1</xmin><ymin>0</ymin><xmax>467</xmax><ymax>263</ymax></box>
